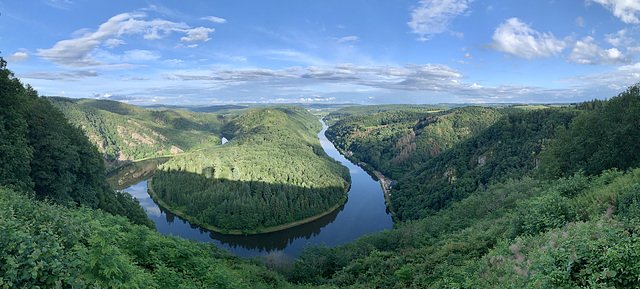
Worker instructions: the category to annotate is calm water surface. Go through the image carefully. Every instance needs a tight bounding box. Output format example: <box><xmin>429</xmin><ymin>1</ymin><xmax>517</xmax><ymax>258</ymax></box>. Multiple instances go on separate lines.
<box><xmin>107</xmin><ymin>120</ymin><xmax>393</xmax><ymax>258</ymax></box>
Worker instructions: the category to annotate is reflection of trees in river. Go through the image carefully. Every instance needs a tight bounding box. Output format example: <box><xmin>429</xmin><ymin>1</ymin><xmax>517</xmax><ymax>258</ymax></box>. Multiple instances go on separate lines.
<box><xmin>106</xmin><ymin>158</ymin><xmax>171</xmax><ymax>190</ymax></box>
<box><xmin>158</xmin><ymin>203</ymin><xmax>345</xmax><ymax>252</ymax></box>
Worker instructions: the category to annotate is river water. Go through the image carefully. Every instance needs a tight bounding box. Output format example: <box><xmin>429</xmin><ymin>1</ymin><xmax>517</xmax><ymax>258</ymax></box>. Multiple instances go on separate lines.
<box><xmin>106</xmin><ymin>120</ymin><xmax>393</xmax><ymax>258</ymax></box>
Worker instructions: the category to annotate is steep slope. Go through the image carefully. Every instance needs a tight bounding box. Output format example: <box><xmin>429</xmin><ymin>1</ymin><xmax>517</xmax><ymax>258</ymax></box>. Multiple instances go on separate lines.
<box><xmin>0</xmin><ymin>188</ymin><xmax>295</xmax><ymax>288</ymax></box>
<box><xmin>49</xmin><ymin>97</ymin><xmax>227</xmax><ymax>167</ymax></box>
<box><xmin>538</xmin><ymin>84</ymin><xmax>640</xmax><ymax>178</ymax></box>
<box><xmin>326</xmin><ymin>106</ymin><xmax>503</xmax><ymax>179</ymax></box>
<box><xmin>288</xmin><ymin>85</ymin><xmax>640</xmax><ymax>288</ymax></box>
<box><xmin>151</xmin><ymin>106</ymin><xmax>350</xmax><ymax>234</ymax></box>
<box><xmin>0</xmin><ymin>58</ymin><xmax>152</xmax><ymax>228</ymax></box>
<box><xmin>391</xmin><ymin>108</ymin><xmax>578</xmax><ymax>220</ymax></box>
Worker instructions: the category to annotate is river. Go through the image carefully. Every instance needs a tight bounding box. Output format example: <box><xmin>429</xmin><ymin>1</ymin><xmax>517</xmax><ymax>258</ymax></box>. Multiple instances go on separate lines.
<box><xmin>106</xmin><ymin>120</ymin><xmax>394</xmax><ymax>258</ymax></box>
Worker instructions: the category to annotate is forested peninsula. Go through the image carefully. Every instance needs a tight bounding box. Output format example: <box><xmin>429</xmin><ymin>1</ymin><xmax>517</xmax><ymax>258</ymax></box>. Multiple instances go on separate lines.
<box><xmin>150</xmin><ymin>106</ymin><xmax>351</xmax><ymax>234</ymax></box>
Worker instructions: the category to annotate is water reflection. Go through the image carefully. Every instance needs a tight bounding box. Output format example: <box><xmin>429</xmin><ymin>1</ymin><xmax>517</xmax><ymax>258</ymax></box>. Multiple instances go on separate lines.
<box><xmin>107</xmin><ymin>120</ymin><xmax>393</xmax><ymax>257</ymax></box>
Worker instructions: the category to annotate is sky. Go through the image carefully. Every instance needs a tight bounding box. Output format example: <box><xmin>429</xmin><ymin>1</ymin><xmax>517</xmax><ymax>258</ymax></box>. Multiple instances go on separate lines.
<box><xmin>2</xmin><ymin>0</ymin><xmax>640</xmax><ymax>105</ymax></box>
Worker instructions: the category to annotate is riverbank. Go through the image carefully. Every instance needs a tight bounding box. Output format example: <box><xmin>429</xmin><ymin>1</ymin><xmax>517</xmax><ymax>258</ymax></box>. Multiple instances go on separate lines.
<box><xmin>334</xmin><ymin>148</ymin><xmax>398</xmax><ymax>220</ymax></box>
<box><xmin>147</xmin><ymin>178</ymin><xmax>350</xmax><ymax>235</ymax></box>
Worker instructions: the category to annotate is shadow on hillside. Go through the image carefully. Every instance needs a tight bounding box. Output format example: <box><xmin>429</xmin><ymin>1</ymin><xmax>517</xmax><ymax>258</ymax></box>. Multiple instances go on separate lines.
<box><xmin>108</xmin><ymin>158</ymin><xmax>349</xmax><ymax>253</ymax></box>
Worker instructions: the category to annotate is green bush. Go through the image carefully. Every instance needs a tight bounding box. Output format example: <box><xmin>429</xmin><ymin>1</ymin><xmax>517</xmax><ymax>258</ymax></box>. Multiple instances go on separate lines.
<box><xmin>511</xmin><ymin>192</ymin><xmax>573</xmax><ymax>237</ymax></box>
<box><xmin>616</xmin><ymin>184</ymin><xmax>640</xmax><ymax>221</ymax></box>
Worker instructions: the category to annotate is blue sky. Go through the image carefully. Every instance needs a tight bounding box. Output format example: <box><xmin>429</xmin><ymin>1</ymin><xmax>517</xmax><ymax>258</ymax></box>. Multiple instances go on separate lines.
<box><xmin>2</xmin><ymin>0</ymin><xmax>640</xmax><ymax>105</ymax></box>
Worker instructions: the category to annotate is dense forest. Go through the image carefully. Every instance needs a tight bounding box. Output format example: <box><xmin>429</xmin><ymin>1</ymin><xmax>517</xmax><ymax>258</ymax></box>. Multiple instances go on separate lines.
<box><xmin>3</xmin><ymin>53</ymin><xmax>640</xmax><ymax>288</ymax></box>
<box><xmin>390</xmin><ymin>107</ymin><xmax>578</xmax><ymax>220</ymax></box>
<box><xmin>0</xmin><ymin>58</ymin><xmax>151</xmax><ymax>229</ymax></box>
<box><xmin>325</xmin><ymin>106</ymin><xmax>503</xmax><ymax>180</ymax></box>
<box><xmin>151</xmin><ymin>106</ymin><xmax>351</xmax><ymax>233</ymax></box>
<box><xmin>0</xmin><ymin>187</ymin><xmax>295</xmax><ymax>288</ymax></box>
<box><xmin>50</xmin><ymin>97</ymin><xmax>228</xmax><ymax>167</ymax></box>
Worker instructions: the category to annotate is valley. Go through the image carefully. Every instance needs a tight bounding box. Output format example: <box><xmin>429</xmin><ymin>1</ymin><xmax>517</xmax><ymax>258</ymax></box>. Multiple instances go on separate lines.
<box><xmin>2</xmin><ymin>58</ymin><xmax>640</xmax><ymax>287</ymax></box>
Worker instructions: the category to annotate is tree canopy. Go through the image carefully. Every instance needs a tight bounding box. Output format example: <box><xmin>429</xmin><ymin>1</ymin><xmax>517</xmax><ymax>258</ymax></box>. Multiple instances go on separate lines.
<box><xmin>151</xmin><ymin>106</ymin><xmax>350</xmax><ymax>233</ymax></box>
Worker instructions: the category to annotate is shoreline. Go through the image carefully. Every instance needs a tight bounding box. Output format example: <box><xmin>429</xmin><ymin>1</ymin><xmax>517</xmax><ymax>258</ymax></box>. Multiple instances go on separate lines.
<box><xmin>147</xmin><ymin>178</ymin><xmax>349</xmax><ymax>236</ymax></box>
<box><xmin>334</xmin><ymin>147</ymin><xmax>398</xmax><ymax>219</ymax></box>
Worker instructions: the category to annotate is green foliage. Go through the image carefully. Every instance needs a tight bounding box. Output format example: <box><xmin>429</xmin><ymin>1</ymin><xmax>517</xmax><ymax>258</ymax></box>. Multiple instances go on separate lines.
<box><xmin>0</xmin><ymin>62</ymin><xmax>152</xmax><ymax>228</ymax></box>
<box><xmin>616</xmin><ymin>184</ymin><xmax>640</xmax><ymax>221</ymax></box>
<box><xmin>0</xmin><ymin>58</ymin><xmax>34</xmax><ymax>192</ymax></box>
<box><xmin>288</xmin><ymin>177</ymin><xmax>541</xmax><ymax>287</ymax></box>
<box><xmin>49</xmin><ymin>97</ymin><xmax>226</xmax><ymax>167</ymax></box>
<box><xmin>288</xmin><ymin>165</ymin><xmax>640</xmax><ymax>288</ymax></box>
<box><xmin>323</xmin><ymin>104</ymin><xmax>452</xmax><ymax>126</ymax></box>
<box><xmin>510</xmin><ymin>192</ymin><xmax>573</xmax><ymax>237</ymax></box>
<box><xmin>390</xmin><ymin>108</ymin><xmax>577</xmax><ymax>220</ymax></box>
<box><xmin>326</xmin><ymin>106</ymin><xmax>503</xmax><ymax>180</ymax></box>
<box><xmin>152</xmin><ymin>106</ymin><xmax>350</xmax><ymax>232</ymax></box>
<box><xmin>539</xmin><ymin>83</ymin><xmax>640</xmax><ymax>178</ymax></box>
<box><xmin>0</xmin><ymin>188</ymin><xmax>294</xmax><ymax>288</ymax></box>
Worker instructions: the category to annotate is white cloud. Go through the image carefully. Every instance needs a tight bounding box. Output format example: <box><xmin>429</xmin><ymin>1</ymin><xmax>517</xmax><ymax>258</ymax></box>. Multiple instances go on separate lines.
<box><xmin>489</xmin><ymin>18</ymin><xmax>566</xmax><ymax>59</ymax></box>
<box><xmin>605</xmin><ymin>29</ymin><xmax>632</xmax><ymax>47</ymax></box>
<box><xmin>7</xmin><ymin>52</ymin><xmax>30</xmax><ymax>63</ymax></box>
<box><xmin>173</xmin><ymin>63</ymin><xmax>466</xmax><ymax>94</ymax></box>
<box><xmin>19</xmin><ymin>70</ymin><xmax>99</xmax><ymax>81</ymax></box>
<box><xmin>567</xmin><ymin>36</ymin><xmax>628</xmax><ymax>65</ymax></box>
<box><xmin>408</xmin><ymin>0</ymin><xmax>474</xmax><ymax>41</ymax></box>
<box><xmin>36</xmin><ymin>12</ymin><xmax>214</xmax><ymax>69</ymax></box>
<box><xmin>118</xmin><ymin>16</ymin><xmax>190</xmax><ymax>40</ymax></box>
<box><xmin>337</xmin><ymin>36</ymin><xmax>359</xmax><ymax>43</ymax></box>
<box><xmin>560</xmin><ymin>63</ymin><xmax>640</xmax><ymax>92</ymax></box>
<box><xmin>201</xmin><ymin>16</ymin><xmax>227</xmax><ymax>23</ymax></box>
<box><xmin>589</xmin><ymin>0</ymin><xmax>640</xmax><ymax>24</ymax></box>
<box><xmin>575</xmin><ymin>16</ymin><xmax>586</xmax><ymax>27</ymax></box>
<box><xmin>104</xmin><ymin>38</ymin><xmax>126</xmax><ymax>49</ymax></box>
<box><xmin>180</xmin><ymin>27</ymin><xmax>215</xmax><ymax>42</ymax></box>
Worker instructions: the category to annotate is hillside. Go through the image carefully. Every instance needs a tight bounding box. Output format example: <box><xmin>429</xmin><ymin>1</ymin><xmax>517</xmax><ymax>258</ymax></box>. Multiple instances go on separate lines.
<box><xmin>49</xmin><ymin>97</ymin><xmax>228</xmax><ymax>167</ymax></box>
<box><xmin>151</xmin><ymin>106</ymin><xmax>351</xmax><ymax>234</ymax></box>
<box><xmin>323</xmin><ymin>104</ymin><xmax>453</xmax><ymax>126</ymax></box>
<box><xmin>326</xmin><ymin>106</ymin><xmax>504</xmax><ymax>180</ymax></box>
<box><xmin>0</xmin><ymin>59</ymin><xmax>152</xmax><ymax>228</ymax></box>
<box><xmin>285</xmin><ymin>85</ymin><xmax>640</xmax><ymax>287</ymax></box>
<box><xmin>0</xmin><ymin>188</ymin><xmax>295</xmax><ymax>288</ymax></box>
<box><xmin>3</xmin><ymin>54</ymin><xmax>640</xmax><ymax>288</ymax></box>
<box><xmin>390</xmin><ymin>108</ymin><xmax>578</xmax><ymax>220</ymax></box>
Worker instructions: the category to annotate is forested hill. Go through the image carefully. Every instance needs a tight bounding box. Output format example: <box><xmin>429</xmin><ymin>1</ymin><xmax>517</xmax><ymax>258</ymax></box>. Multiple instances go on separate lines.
<box><xmin>0</xmin><ymin>58</ymin><xmax>152</xmax><ymax>228</ymax></box>
<box><xmin>151</xmin><ymin>106</ymin><xmax>351</xmax><ymax>234</ymax></box>
<box><xmin>49</xmin><ymin>97</ymin><xmax>228</xmax><ymax>167</ymax></box>
<box><xmin>390</xmin><ymin>108</ymin><xmax>578</xmax><ymax>220</ymax></box>
<box><xmin>325</xmin><ymin>106</ymin><xmax>503</xmax><ymax>180</ymax></box>
<box><xmin>3</xmin><ymin>52</ymin><xmax>640</xmax><ymax>287</ymax></box>
<box><xmin>289</xmin><ymin>85</ymin><xmax>640</xmax><ymax>288</ymax></box>
<box><xmin>323</xmin><ymin>104</ymin><xmax>453</xmax><ymax>126</ymax></box>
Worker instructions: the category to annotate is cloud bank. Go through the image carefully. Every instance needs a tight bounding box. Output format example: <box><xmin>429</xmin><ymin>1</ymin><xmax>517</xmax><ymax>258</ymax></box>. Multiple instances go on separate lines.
<box><xmin>36</xmin><ymin>12</ymin><xmax>216</xmax><ymax>69</ymax></box>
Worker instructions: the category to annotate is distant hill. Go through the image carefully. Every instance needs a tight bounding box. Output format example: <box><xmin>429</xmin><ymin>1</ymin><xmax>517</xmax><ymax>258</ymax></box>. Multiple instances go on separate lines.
<box><xmin>323</xmin><ymin>104</ymin><xmax>453</xmax><ymax>126</ymax></box>
<box><xmin>143</xmin><ymin>102</ymin><xmax>354</xmax><ymax>117</ymax></box>
<box><xmin>49</xmin><ymin>97</ymin><xmax>228</xmax><ymax>167</ymax></box>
